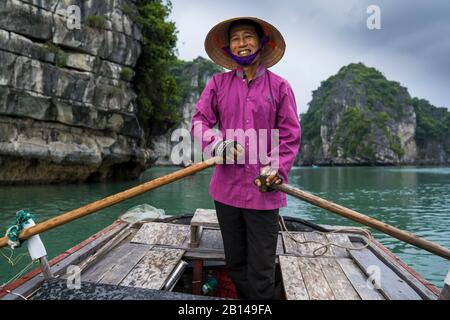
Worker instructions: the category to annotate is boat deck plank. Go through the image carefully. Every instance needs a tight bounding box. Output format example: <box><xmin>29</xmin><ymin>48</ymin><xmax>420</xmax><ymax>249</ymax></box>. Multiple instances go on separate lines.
<box><xmin>199</xmin><ymin>228</ymin><xmax>223</xmax><ymax>250</ymax></box>
<box><xmin>283</xmin><ymin>231</ymin><xmax>350</xmax><ymax>257</ymax></box>
<box><xmin>318</xmin><ymin>258</ymin><xmax>360</xmax><ymax>300</ymax></box>
<box><xmin>282</xmin><ymin>232</ymin><xmax>310</xmax><ymax>256</ymax></box>
<box><xmin>279</xmin><ymin>231</ymin><xmax>393</xmax><ymax>300</ymax></box>
<box><xmin>349</xmin><ymin>249</ymin><xmax>422</xmax><ymax>300</ymax></box>
<box><xmin>297</xmin><ymin>257</ymin><xmax>336</xmax><ymax>300</ymax></box>
<box><xmin>120</xmin><ymin>246</ymin><xmax>185</xmax><ymax>290</ymax></box>
<box><xmin>325</xmin><ymin>233</ymin><xmax>353</xmax><ymax>258</ymax></box>
<box><xmin>276</xmin><ymin>234</ymin><xmax>284</xmax><ymax>255</ymax></box>
<box><xmin>279</xmin><ymin>255</ymin><xmax>309</xmax><ymax>300</ymax></box>
<box><xmin>131</xmin><ymin>222</ymin><xmax>190</xmax><ymax>247</ymax></box>
<box><xmin>303</xmin><ymin>232</ymin><xmax>335</xmax><ymax>257</ymax></box>
<box><xmin>197</xmin><ymin>228</ymin><xmax>285</xmax><ymax>255</ymax></box>
<box><xmin>336</xmin><ymin>258</ymin><xmax>385</xmax><ymax>300</ymax></box>
<box><xmin>191</xmin><ymin>209</ymin><xmax>219</xmax><ymax>228</ymax></box>
<box><xmin>83</xmin><ymin>243</ymin><xmax>152</xmax><ymax>285</ymax></box>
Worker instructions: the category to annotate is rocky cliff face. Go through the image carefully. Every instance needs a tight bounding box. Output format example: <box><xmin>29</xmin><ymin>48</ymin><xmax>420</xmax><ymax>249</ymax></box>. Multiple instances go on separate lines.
<box><xmin>299</xmin><ymin>63</ymin><xmax>449</xmax><ymax>166</ymax></box>
<box><xmin>151</xmin><ymin>57</ymin><xmax>222</xmax><ymax>165</ymax></box>
<box><xmin>411</xmin><ymin>98</ymin><xmax>450</xmax><ymax>164</ymax></box>
<box><xmin>0</xmin><ymin>0</ymin><xmax>152</xmax><ymax>183</ymax></box>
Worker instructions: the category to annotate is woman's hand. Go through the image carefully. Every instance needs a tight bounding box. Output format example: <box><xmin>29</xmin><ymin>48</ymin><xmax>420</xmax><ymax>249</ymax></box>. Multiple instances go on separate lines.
<box><xmin>254</xmin><ymin>166</ymin><xmax>283</xmax><ymax>187</ymax></box>
<box><xmin>214</xmin><ymin>140</ymin><xmax>244</xmax><ymax>163</ymax></box>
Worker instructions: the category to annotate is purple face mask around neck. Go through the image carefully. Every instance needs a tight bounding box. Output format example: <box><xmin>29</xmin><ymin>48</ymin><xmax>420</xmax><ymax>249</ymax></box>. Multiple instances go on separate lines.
<box><xmin>222</xmin><ymin>37</ymin><xmax>269</xmax><ymax>66</ymax></box>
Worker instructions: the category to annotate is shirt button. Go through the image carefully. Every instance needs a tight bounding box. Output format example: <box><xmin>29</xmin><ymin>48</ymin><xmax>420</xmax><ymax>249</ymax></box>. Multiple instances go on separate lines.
<box><xmin>246</xmin><ymin>120</ymin><xmax>249</xmax><ymax>123</ymax></box>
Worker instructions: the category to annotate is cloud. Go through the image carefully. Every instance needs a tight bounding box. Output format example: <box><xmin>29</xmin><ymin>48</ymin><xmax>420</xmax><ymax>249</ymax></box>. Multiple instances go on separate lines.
<box><xmin>170</xmin><ymin>0</ymin><xmax>450</xmax><ymax>113</ymax></box>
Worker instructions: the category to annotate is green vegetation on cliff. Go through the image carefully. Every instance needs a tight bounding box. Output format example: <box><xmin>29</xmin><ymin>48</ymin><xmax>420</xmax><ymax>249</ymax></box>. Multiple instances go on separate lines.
<box><xmin>125</xmin><ymin>1</ymin><xmax>222</xmax><ymax>139</ymax></box>
<box><xmin>331</xmin><ymin>107</ymin><xmax>374</xmax><ymax>159</ymax></box>
<box><xmin>169</xmin><ymin>57</ymin><xmax>223</xmax><ymax>103</ymax></box>
<box><xmin>345</xmin><ymin>63</ymin><xmax>404</xmax><ymax>112</ymax></box>
<box><xmin>302</xmin><ymin>63</ymin><xmax>410</xmax><ymax>161</ymax></box>
<box><xmin>411</xmin><ymin>98</ymin><xmax>450</xmax><ymax>152</ymax></box>
<box><xmin>128</xmin><ymin>0</ymin><xmax>180</xmax><ymax>136</ymax></box>
<box><xmin>44</xmin><ymin>41</ymin><xmax>68</xmax><ymax>68</ymax></box>
<box><xmin>85</xmin><ymin>15</ymin><xmax>107</xmax><ymax>29</ymax></box>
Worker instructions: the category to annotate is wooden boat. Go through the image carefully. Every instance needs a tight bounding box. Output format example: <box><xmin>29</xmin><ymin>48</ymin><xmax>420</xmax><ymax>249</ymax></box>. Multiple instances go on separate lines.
<box><xmin>0</xmin><ymin>209</ymin><xmax>442</xmax><ymax>300</ymax></box>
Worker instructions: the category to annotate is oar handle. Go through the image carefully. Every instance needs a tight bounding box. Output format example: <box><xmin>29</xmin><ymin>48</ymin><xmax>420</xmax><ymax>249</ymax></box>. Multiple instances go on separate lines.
<box><xmin>0</xmin><ymin>157</ymin><xmax>222</xmax><ymax>249</ymax></box>
<box><xmin>272</xmin><ymin>183</ymin><xmax>450</xmax><ymax>260</ymax></box>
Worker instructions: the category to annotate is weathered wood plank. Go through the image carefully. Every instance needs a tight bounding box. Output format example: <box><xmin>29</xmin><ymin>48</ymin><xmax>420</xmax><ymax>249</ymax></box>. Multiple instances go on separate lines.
<box><xmin>325</xmin><ymin>233</ymin><xmax>353</xmax><ymax>258</ymax></box>
<box><xmin>159</xmin><ymin>224</ymin><xmax>190</xmax><ymax>247</ymax></box>
<box><xmin>304</xmin><ymin>232</ymin><xmax>334</xmax><ymax>257</ymax></box>
<box><xmin>279</xmin><ymin>255</ymin><xmax>309</xmax><ymax>300</ymax></box>
<box><xmin>336</xmin><ymin>258</ymin><xmax>385</xmax><ymax>300</ymax></box>
<box><xmin>355</xmin><ymin>236</ymin><xmax>438</xmax><ymax>300</ymax></box>
<box><xmin>197</xmin><ymin>228</ymin><xmax>283</xmax><ymax>255</ymax></box>
<box><xmin>99</xmin><ymin>245</ymin><xmax>153</xmax><ymax>286</ymax></box>
<box><xmin>298</xmin><ymin>257</ymin><xmax>335</xmax><ymax>300</ymax></box>
<box><xmin>75</xmin><ymin>226</ymin><xmax>134</xmax><ymax>277</ymax></box>
<box><xmin>130</xmin><ymin>222</ymin><xmax>166</xmax><ymax>244</ymax></box>
<box><xmin>282</xmin><ymin>232</ymin><xmax>310</xmax><ymax>255</ymax></box>
<box><xmin>131</xmin><ymin>222</ymin><xmax>189</xmax><ymax>247</ymax></box>
<box><xmin>189</xmin><ymin>225</ymin><xmax>202</xmax><ymax>248</ymax></box>
<box><xmin>199</xmin><ymin>228</ymin><xmax>223</xmax><ymax>250</ymax></box>
<box><xmin>276</xmin><ymin>234</ymin><xmax>284</xmax><ymax>255</ymax></box>
<box><xmin>82</xmin><ymin>243</ymin><xmax>136</xmax><ymax>283</ymax></box>
<box><xmin>83</xmin><ymin>243</ymin><xmax>152</xmax><ymax>285</ymax></box>
<box><xmin>120</xmin><ymin>247</ymin><xmax>185</xmax><ymax>290</ymax></box>
<box><xmin>318</xmin><ymin>258</ymin><xmax>360</xmax><ymax>300</ymax></box>
<box><xmin>190</xmin><ymin>209</ymin><xmax>218</xmax><ymax>227</ymax></box>
<box><xmin>184</xmin><ymin>251</ymin><xmax>225</xmax><ymax>261</ymax></box>
<box><xmin>349</xmin><ymin>249</ymin><xmax>422</xmax><ymax>300</ymax></box>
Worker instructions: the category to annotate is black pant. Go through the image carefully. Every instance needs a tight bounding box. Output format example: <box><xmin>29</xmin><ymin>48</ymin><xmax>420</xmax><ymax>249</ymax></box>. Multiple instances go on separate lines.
<box><xmin>214</xmin><ymin>201</ymin><xmax>279</xmax><ymax>300</ymax></box>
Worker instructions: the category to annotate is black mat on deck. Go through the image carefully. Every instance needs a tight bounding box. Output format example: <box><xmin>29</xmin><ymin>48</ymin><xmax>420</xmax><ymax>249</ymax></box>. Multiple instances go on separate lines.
<box><xmin>32</xmin><ymin>278</ymin><xmax>223</xmax><ymax>300</ymax></box>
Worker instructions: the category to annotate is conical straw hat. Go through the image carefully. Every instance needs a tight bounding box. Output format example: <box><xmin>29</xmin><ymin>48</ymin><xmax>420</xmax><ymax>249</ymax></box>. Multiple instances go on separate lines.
<box><xmin>204</xmin><ymin>17</ymin><xmax>286</xmax><ymax>70</ymax></box>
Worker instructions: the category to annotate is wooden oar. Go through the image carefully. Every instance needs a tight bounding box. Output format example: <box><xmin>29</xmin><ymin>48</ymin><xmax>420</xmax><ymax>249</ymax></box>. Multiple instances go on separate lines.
<box><xmin>0</xmin><ymin>157</ymin><xmax>222</xmax><ymax>249</ymax></box>
<box><xmin>272</xmin><ymin>183</ymin><xmax>450</xmax><ymax>260</ymax></box>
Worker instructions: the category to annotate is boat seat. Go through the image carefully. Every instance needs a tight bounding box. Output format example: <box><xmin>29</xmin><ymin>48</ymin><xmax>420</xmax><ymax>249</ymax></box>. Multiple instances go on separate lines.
<box><xmin>189</xmin><ymin>208</ymin><xmax>219</xmax><ymax>248</ymax></box>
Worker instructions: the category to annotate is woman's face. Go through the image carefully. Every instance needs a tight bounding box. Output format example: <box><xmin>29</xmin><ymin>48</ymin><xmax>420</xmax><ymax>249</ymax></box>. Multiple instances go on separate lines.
<box><xmin>229</xmin><ymin>24</ymin><xmax>261</xmax><ymax>58</ymax></box>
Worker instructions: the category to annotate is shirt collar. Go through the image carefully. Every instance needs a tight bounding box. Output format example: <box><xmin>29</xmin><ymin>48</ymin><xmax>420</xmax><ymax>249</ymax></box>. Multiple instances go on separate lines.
<box><xmin>235</xmin><ymin>64</ymin><xmax>267</xmax><ymax>80</ymax></box>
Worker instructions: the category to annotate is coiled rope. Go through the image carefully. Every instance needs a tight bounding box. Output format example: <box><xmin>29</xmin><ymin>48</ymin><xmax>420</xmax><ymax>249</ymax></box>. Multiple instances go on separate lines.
<box><xmin>279</xmin><ymin>215</ymin><xmax>372</xmax><ymax>256</ymax></box>
<box><xmin>5</xmin><ymin>210</ymin><xmax>35</xmax><ymax>249</ymax></box>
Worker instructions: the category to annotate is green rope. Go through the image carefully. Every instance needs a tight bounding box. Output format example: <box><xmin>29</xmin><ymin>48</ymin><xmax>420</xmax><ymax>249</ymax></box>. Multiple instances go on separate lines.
<box><xmin>5</xmin><ymin>210</ymin><xmax>35</xmax><ymax>249</ymax></box>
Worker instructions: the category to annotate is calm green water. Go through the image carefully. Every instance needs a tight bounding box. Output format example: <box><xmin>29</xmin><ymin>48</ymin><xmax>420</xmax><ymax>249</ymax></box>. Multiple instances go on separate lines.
<box><xmin>1</xmin><ymin>166</ymin><xmax>449</xmax><ymax>290</ymax></box>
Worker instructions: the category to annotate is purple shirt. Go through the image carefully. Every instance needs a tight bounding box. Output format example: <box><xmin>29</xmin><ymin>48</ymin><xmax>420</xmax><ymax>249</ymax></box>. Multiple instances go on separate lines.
<box><xmin>191</xmin><ymin>65</ymin><xmax>301</xmax><ymax>210</ymax></box>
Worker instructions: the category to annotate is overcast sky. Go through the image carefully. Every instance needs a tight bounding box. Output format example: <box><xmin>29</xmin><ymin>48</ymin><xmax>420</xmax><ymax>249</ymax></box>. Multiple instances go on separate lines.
<box><xmin>170</xmin><ymin>0</ymin><xmax>450</xmax><ymax>114</ymax></box>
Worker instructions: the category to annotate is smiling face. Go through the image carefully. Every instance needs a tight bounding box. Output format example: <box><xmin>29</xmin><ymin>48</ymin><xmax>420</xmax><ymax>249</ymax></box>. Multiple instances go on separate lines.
<box><xmin>229</xmin><ymin>24</ymin><xmax>261</xmax><ymax>59</ymax></box>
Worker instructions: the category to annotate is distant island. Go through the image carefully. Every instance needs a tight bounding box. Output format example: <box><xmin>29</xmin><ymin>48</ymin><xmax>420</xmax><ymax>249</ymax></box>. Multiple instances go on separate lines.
<box><xmin>298</xmin><ymin>63</ymin><xmax>450</xmax><ymax>166</ymax></box>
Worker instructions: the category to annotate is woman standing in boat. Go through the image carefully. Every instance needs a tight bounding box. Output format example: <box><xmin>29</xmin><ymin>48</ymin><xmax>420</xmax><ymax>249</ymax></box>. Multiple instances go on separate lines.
<box><xmin>191</xmin><ymin>17</ymin><xmax>301</xmax><ymax>300</ymax></box>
